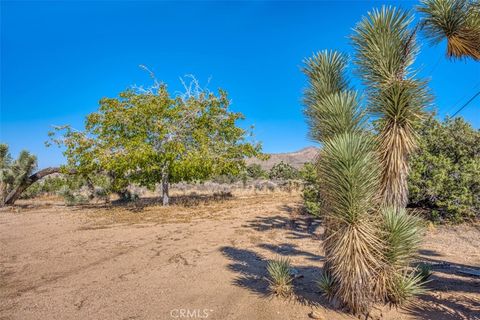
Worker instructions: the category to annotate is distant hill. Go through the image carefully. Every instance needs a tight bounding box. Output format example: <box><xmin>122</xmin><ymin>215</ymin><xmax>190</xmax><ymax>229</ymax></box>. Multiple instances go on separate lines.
<box><xmin>247</xmin><ymin>146</ymin><xmax>319</xmax><ymax>170</ymax></box>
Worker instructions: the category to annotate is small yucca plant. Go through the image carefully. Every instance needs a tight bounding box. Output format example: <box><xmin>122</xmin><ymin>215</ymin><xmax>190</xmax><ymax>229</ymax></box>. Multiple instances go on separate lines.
<box><xmin>387</xmin><ymin>272</ymin><xmax>426</xmax><ymax>306</ymax></box>
<box><xmin>418</xmin><ymin>0</ymin><xmax>480</xmax><ymax>60</ymax></box>
<box><xmin>415</xmin><ymin>263</ymin><xmax>433</xmax><ymax>282</ymax></box>
<box><xmin>316</xmin><ymin>271</ymin><xmax>336</xmax><ymax>301</ymax></box>
<box><xmin>266</xmin><ymin>258</ymin><xmax>294</xmax><ymax>298</ymax></box>
<box><xmin>378</xmin><ymin>207</ymin><xmax>426</xmax><ymax>305</ymax></box>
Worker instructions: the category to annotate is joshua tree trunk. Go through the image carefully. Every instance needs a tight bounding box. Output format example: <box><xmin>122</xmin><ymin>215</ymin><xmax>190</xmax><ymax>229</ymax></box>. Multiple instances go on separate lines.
<box><xmin>161</xmin><ymin>166</ymin><xmax>169</xmax><ymax>206</ymax></box>
<box><xmin>3</xmin><ymin>167</ymin><xmax>61</xmax><ymax>206</ymax></box>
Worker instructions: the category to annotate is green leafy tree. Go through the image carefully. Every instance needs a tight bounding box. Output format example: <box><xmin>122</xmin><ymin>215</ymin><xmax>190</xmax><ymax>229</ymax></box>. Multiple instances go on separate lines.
<box><xmin>50</xmin><ymin>77</ymin><xmax>262</xmax><ymax>205</ymax></box>
<box><xmin>409</xmin><ymin>115</ymin><xmax>480</xmax><ymax>222</ymax></box>
<box><xmin>268</xmin><ymin>161</ymin><xmax>299</xmax><ymax>180</ymax></box>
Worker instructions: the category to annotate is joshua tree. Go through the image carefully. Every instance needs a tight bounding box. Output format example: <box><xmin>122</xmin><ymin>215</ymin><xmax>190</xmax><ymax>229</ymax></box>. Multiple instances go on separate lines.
<box><xmin>303</xmin><ymin>51</ymin><xmax>384</xmax><ymax>313</ymax></box>
<box><xmin>304</xmin><ymin>6</ymin><xmax>431</xmax><ymax>315</ymax></box>
<box><xmin>418</xmin><ymin>0</ymin><xmax>480</xmax><ymax>60</ymax></box>
<box><xmin>1</xmin><ymin>144</ymin><xmax>37</xmax><ymax>205</ymax></box>
<box><xmin>0</xmin><ymin>144</ymin><xmax>65</xmax><ymax>206</ymax></box>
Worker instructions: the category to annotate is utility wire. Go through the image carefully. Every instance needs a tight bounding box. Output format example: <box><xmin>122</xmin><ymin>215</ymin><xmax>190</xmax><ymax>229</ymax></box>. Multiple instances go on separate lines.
<box><xmin>451</xmin><ymin>90</ymin><xmax>480</xmax><ymax>117</ymax></box>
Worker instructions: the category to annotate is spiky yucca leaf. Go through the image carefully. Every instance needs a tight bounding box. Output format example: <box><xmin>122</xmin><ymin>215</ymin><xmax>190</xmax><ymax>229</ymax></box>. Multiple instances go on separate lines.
<box><xmin>303</xmin><ymin>50</ymin><xmax>350</xmax><ymax>106</ymax></box>
<box><xmin>307</xmin><ymin>91</ymin><xmax>367</xmax><ymax>142</ymax></box>
<box><xmin>319</xmin><ymin>133</ymin><xmax>384</xmax><ymax>314</ymax></box>
<box><xmin>353</xmin><ymin>6</ymin><xmax>431</xmax><ymax>209</ymax></box>
<box><xmin>418</xmin><ymin>0</ymin><xmax>480</xmax><ymax>60</ymax></box>
<box><xmin>316</xmin><ymin>271</ymin><xmax>336</xmax><ymax>301</ymax></box>
<box><xmin>13</xmin><ymin>151</ymin><xmax>37</xmax><ymax>186</ymax></box>
<box><xmin>351</xmin><ymin>6</ymin><xmax>418</xmax><ymax>87</ymax></box>
<box><xmin>382</xmin><ymin>207</ymin><xmax>423</xmax><ymax>267</ymax></box>
<box><xmin>373</xmin><ymin>80</ymin><xmax>431</xmax><ymax>208</ymax></box>
<box><xmin>415</xmin><ymin>263</ymin><xmax>433</xmax><ymax>282</ymax></box>
<box><xmin>375</xmin><ymin>207</ymin><xmax>425</xmax><ymax>304</ymax></box>
<box><xmin>388</xmin><ymin>272</ymin><xmax>426</xmax><ymax>306</ymax></box>
<box><xmin>266</xmin><ymin>258</ymin><xmax>294</xmax><ymax>297</ymax></box>
<box><xmin>303</xmin><ymin>51</ymin><xmax>355</xmax><ymax>142</ymax></box>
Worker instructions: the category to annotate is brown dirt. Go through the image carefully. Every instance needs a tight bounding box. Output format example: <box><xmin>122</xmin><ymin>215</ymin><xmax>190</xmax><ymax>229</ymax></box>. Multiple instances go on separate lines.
<box><xmin>1</xmin><ymin>194</ymin><xmax>479</xmax><ymax>320</ymax></box>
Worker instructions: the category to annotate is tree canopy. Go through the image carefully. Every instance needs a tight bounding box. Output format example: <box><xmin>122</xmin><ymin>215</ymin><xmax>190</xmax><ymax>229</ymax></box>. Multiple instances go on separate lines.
<box><xmin>50</xmin><ymin>78</ymin><xmax>262</xmax><ymax>203</ymax></box>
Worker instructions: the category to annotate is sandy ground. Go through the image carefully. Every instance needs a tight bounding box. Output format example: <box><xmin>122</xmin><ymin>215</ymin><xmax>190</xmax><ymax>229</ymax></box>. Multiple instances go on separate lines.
<box><xmin>1</xmin><ymin>193</ymin><xmax>479</xmax><ymax>320</ymax></box>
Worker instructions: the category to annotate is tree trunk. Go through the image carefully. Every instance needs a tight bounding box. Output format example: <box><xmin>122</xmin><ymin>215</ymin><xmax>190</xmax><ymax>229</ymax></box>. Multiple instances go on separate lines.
<box><xmin>3</xmin><ymin>167</ymin><xmax>61</xmax><ymax>205</ymax></box>
<box><xmin>161</xmin><ymin>167</ymin><xmax>169</xmax><ymax>206</ymax></box>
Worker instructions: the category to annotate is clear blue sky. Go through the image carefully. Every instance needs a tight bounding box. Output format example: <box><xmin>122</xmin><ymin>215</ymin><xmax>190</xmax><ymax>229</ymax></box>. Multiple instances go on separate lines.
<box><xmin>1</xmin><ymin>1</ymin><xmax>479</xmax><ymax>168</ymax></box>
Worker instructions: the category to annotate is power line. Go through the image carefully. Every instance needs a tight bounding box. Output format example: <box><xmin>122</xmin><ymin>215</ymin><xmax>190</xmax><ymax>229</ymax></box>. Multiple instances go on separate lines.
<box><xmin>445</xmin><ymin>81</ymin><xmax>480</xmax><ymax>115</ymax></box>
<box><xmin>451</xmin><ymin>90</ymin><xmax>480</xmax><ymax>117</ymax></box>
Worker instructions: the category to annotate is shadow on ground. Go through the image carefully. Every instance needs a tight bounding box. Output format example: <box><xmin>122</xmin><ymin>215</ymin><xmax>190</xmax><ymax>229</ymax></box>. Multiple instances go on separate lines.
<box><xmin>220</xmin><ymin>246</ymin><xmax>325</xmax><ymax>306</ymax></box>
<box><xmin>69</xmin><ymin>191</ymin><xmax>235</xmax><ymax>212</ymax></box>
<box><xmin>405</xmin><ymin>249</ymin><xmax>480</xmax><ymax>319</ymax></box>
<box><xmin>243</xmin><ymin>204</ymin><xmax>323</xmax><ymax>240</ymax></box>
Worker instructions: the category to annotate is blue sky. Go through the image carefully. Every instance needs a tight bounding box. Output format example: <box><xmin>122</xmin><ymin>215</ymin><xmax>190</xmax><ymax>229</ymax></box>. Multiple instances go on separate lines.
<box><xmin>1</xmin><ymin>1</ymin><xmax>479</xmax><ymax>168</ymax></box>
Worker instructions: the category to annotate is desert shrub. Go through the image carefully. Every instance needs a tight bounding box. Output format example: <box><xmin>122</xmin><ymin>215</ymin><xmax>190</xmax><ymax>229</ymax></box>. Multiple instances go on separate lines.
<box><xmin>212</xmin><ymin>174</ymin><xmax>241</xmax><ymax>184</ymax></box>
<box><xmin>58</xmin><ymin>186</ymin><xmax>88</xmax><ymax>206</ymax></box>
<box><xmin>268</xmin><ymin>161</ymin><xmax>299</xmax><ymax>180</ymax></box>
<box><xmin>246</xmin><ymin>163</ymin><xmax>267</xmax><ymax>179</ymax></box>
<box><xmin>253</xmin><ymin>180</ymin><xmax>278</xmax><ymax>192</ymax></box>
<box><xmin>266</xmin><ymin>258</ymin><xmax>294</xmax><ymax>297</ymax></box>
<box><xmin>278</xmin><ymin>179</ymin><xmax>302</xmax><ymax>193</ymax></box>
<box><xmin>299</xmin><ymin>163</ymin><xmax>322</xmax><ymax>216</ymax></box>
<box><xmin>408</xmin><ymin>116</ymin><xmax>480</xmax><ymax>222</ymax></box>
<box><xmin>20</xmin><ymin>176</ymin><xmax>66</xmax><ymax>199</ymax></box>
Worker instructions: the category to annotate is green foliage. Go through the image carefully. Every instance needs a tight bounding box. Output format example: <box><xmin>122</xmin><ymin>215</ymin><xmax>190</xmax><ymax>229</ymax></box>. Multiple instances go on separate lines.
<box><xmin>316</xmin><ymin>271</ymin><xmax>335</xmax><ymax>301</ymax></box>
<box><xmin>382</xmin><ymin>207</ymin><xmax>423</xmax><ymax>267</ymax></box>
<box><xmin>20</xmin><ymin>176</ymin><xmax>65</xmax><ymax>199</ymax></box>
<box><xmin>299</xmin><ymin>163</ymin><xmax>322</xmax><ymax>216</ymax></box>
<box><xmin>49</xmin><ymin>78</ymin><xmax>263</xmax><ymax>197</ymax></box>
<box><xmin>418</xmin><ymin>0</ymin><xmax>480</xmax><ymax>60</ymax></box>
<box><xmin>246</xmin><ymin>163</ymin><xmax>267</xmax><ymax>179</ymax></box>
<box><xmin>415</xmin><ymin>263</ymin><xmax>433</xmax><ymax>282</ymax></box>
<box><xmin>268</xmin><ymin>161</ymin><xmax>299</xmax><ymax>180</ymax></box>
<box><xmin>352</xmin><ymin>6</ymin><xmax>432</xmax><ymax>209</ymax></box>
<box><xmin>0</xmin><ymin>144</ymin><xmax>37</xmax><ymax>204</ymax></box>
<box><xmin>387</xmin><ymin>272</ymin><xmax>426</xmax><ymax>306</ymax></box>
<box><xmin>58</xmin><ymin>185</ymin><xmax>89</xmax><ymax>206</ymax></box>
<box><xmin>319</xmin><ymin>133</ymin><xmax>383</xmax><ymax>314</ymax></box>
<box><xmin>266</xmin><ymin>258</ymin><xmax>294</xmax><ymax>298</ymax></box>
<box><xmin>408</xmin><ymin>115</ymin><xmax>480</xmax><ymax>222</ymax></box>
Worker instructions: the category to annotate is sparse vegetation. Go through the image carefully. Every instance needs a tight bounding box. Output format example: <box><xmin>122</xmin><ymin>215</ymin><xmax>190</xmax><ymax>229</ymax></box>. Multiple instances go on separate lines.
<box><xmin>246</xmin><ymin>163</ymin><xmax>267</xmax><ymax>179</ymax></box>
<box><xmin>2</xmin><ymin>1</ymin><xmax>479</xmax><ymax>319</ymax></box>
<box><xmin>299</xmin><ymin>163</ymin><xmax>322</xmax><ymax>216</ymax></box>
<box><xmin>268</xmin><ymin>161</ymin><xmax>299</xmax><ymax>180</ymax></box>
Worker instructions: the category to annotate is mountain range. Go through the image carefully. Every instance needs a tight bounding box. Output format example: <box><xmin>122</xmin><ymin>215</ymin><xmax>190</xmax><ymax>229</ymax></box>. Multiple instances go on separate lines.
<box><xmin>247</xmin><ymin>146</ymin><xmax>319</xmax><ymax>170</ymax></box>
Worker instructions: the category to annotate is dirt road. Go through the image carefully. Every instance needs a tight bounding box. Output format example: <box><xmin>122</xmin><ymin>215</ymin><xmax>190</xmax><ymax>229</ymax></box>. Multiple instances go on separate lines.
<box><xmin>1</xmin><ymin>194</ymin><xmax>479</xmax><ymax>320</ymax></box>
